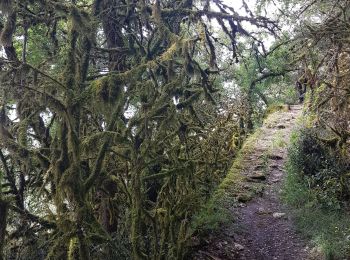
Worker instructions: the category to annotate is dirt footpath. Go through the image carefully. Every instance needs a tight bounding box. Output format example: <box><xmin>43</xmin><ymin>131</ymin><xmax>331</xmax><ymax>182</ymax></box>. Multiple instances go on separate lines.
<box><xmin>193</xmin><ymin>105</ymin><xmax>311</xmax><ymax>260</ymax></box>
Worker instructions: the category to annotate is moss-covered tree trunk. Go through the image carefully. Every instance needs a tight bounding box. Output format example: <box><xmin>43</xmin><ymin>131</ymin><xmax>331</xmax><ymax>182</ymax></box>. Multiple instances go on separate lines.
<box><xmin>0</xmin><ymin>199</ymin><xmax>9</xmax><ymax>260</ymax></box>
<box><xmin>131</xmin><ymin>156</ymin><xmax>145</xmax><ymax>259</ymax></box>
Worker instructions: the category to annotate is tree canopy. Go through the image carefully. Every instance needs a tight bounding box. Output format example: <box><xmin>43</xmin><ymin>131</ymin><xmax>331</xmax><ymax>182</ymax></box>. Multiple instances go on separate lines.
<box><xmin>0</xmin><ymin>1</ymin><xmax>281</xmax><ymax>259</ymax></box>
<box><xmin>1</xmin><ymin>0</ymin><xmax>350</xmax><ymax>259</ymax></box>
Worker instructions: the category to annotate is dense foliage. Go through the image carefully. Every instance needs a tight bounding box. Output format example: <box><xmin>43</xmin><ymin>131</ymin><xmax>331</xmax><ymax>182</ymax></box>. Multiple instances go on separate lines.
<box><xmin>278</xmin><ymin>1</ymin><xmax>350</xmax><ymax>257</ymax></box>
<box><xmin>287</xmin><ymin>128</ymin><xmax>350</xmax><ymax>207</ymax></box>
<box><xmin>283</xmin><ymin>129</ymin><xmax>350</xmax><ymax>259</ymax></box>
<box><xmin>3</xmin><ymin>0</ymin><xmax>349</xmax><ymax>259</ymax></box>
<box><xmin>274</xmin><ymin>0</ymin><xmax>350</xmax><ymax>206</ymax></box>
<box><xmin>280</xmin><ymin>0</ymin><xmax>350</xmax><ymax>152</ymax></box>
<box><xmin>0</xmin><ymin>1</ymin><xmax>280</xmax><ymax>259</ymax></box>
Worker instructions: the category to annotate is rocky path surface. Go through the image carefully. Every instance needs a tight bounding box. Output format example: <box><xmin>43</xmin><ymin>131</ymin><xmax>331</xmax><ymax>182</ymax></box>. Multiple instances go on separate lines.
<box><xmin>193</xmin><ymin>105</ymin><xmax>311</xmax><ymax>260</ymax></box>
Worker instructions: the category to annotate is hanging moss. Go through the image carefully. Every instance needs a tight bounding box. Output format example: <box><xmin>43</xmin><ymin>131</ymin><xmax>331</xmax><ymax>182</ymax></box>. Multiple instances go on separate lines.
<box><xmin>0</xmin><ymin>11</ymin><xmax>16</xmax><ymax>47</ymax></box>
<box><xmin>0</xmin><ymin>1</ymin><xmax>279</xmax><ymax>259</ymax></box>
<box><xmin>91</xmin><ymin>74</ymin><xmax>123</xmax><ymax>105</ymax></box>
<box><xmin>57</xmin><ymin>163</ymin><xmax>83</xmax><ymax>206</ymax></box>
<box><xmin>68</xmin><ymin>237</ymin><xmax>79</xmax><ymax>260</ymax></box>
<box><xmin>69</xmin><ymin>6</ymin><xmax>92</xmax><ymax>36</ymax></box>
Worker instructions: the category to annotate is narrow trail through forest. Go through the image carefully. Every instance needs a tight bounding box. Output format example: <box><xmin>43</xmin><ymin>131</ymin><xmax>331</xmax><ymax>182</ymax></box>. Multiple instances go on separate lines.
<box><xmin>233</xmin><ymin>105</ymin><xmax>308</xmax><ymax>260</ymax></box>
<box><xmin>195</xmin><ymin>105</ymin><xmax>312</xmax><ymax>260</ymax></box>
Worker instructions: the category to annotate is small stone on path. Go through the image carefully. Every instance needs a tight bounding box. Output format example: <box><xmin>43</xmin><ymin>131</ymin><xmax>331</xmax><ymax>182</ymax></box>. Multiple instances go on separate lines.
<box><xmin>234</xmin><ymin>243</ymin><xmax>245</xmax><ymax>251</ymax></box>
<box><xmin>272</xmin><ymin>212</ymin><xmax>286</xmax><ymax>219</ymax></box>
<box><xmin>250</xmin><ymin>172</ymin><xmax>266</xmax><ymax>180</ymax></box>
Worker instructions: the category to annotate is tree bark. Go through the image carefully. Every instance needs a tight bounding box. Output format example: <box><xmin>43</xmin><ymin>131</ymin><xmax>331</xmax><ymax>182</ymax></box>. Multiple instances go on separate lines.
<box><xmin>0</xmin><ymin>199</ymin><xmax>9</xmax><ymax>260</ymax></box>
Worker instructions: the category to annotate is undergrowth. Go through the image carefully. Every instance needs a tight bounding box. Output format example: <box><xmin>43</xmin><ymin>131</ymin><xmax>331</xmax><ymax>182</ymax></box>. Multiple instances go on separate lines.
<box><xmin>282</xmin><ymin>129</ymin><xmax>350</xmax><ymax>259</ymax></box>
<box><xmin>191</xmin><ymin>128</ymin><xmax>262</xmax><ymax>235</ymax></box>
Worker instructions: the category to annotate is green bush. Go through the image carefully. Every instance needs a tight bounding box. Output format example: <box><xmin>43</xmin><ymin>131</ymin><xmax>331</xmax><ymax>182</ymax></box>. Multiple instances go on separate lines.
<box><xmin>283</xmin><ymin>128</ymin><xmax>350</xmax><ymax>259</ymax></box>
<box><xmin>287</xmin><ymin>128</ymin><xmax>350</xmax><ymax>207</ymax></box>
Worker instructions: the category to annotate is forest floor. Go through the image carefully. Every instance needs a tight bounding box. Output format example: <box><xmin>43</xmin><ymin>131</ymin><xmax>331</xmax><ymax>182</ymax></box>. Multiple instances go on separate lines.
<box><xmin>193</xmin><ymin>105</ymin><xmax>318</xmax><ymax>260</ymax></box>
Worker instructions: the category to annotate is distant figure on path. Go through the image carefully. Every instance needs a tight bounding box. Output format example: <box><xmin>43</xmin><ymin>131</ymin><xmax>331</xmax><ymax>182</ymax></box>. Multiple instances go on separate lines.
<box><xmin>295</xmin><ymin>79</ymin><xmax>306</xmax><ymax>103</ymax></box>
<box><xmin>296</xmin><ymin>67</ymin><xmax>315</xmax><ymax>103</ymax></box>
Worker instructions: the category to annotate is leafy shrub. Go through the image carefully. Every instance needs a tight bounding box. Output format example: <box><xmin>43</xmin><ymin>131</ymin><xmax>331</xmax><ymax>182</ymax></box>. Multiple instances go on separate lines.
<box><xmin>287</xmin><ymin>128</ymin><xmax>350</xmax><ymax>208</ymax></box>
<box><xmin>283</xmin><ymin>128</ymin><xmax>350</xmax><ymax>259</ymax></box>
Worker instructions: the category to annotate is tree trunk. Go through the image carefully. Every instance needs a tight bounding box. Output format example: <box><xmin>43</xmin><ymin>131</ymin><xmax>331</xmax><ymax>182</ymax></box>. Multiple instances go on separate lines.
<box><xmin>0</xmin><ymin>199</ymin><xmax>9</xmax><ymax>260</ymax></box>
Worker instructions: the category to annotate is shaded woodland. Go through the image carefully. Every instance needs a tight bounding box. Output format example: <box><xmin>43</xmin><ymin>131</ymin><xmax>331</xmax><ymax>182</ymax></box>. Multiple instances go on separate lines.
<box><xmin>0</xmin><ymin>0</ymin><xmax>350</xmax><ymax>259</ymax></box>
